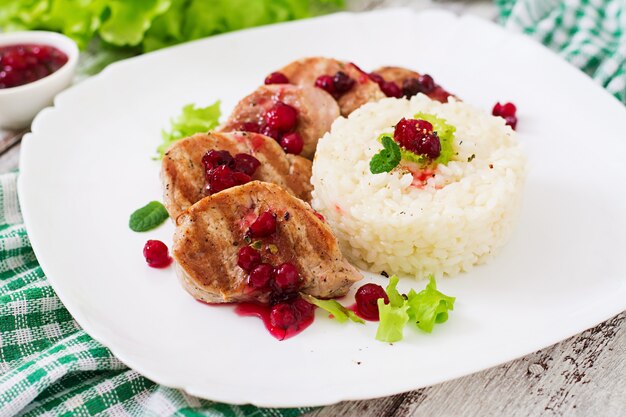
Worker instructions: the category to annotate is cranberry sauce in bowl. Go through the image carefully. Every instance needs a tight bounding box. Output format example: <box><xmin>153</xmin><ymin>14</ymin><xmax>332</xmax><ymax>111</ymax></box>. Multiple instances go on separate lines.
<box><xmin>0</xmin><ymin>31</ymin><xmax>78</xmax><ymax>129</ymax></box>
<box><xmin>0</xmin><ymin>44</ymin><xmax>68</xmax><ymax>89</ymax></box>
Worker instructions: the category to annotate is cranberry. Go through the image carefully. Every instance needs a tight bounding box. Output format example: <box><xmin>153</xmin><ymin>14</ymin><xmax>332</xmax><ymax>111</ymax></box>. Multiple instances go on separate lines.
<box><xmin>248</xmin><ymin>263</ymin><xmax>273</xmax><ymax>289</ymax></box>
<box><xmin>202</xmin><ymin>150</ymin><xmax>234</xmax><ymax>171</ymax></box>
<box><xmin>264</xmin><ymin>72</ymin><xmax>289</xmax><ymax>85</ymax></box>
<box><xmin>292</xmin><ymin>296</ymin><xmax>315</xmax><ymax>319</ymax></box>
<box><xmin>237</xmin><ymin>246</ymin><xmax>262</xmax><ymax>272</ymax></box>
<box><xmin>260</xmin><ymin>124</ymin><xmax>281</xmax><ymax>141</ymax></box>
<box><xmin>279</xmin><ymin>132</ymin><xmax>304</xmax><ymax>155</ymax></box>
<box><xmin>493</xmin><ymin>102</ymin><xmax>516</xmax><ymax>117</ymax></box>
<box><xmin>419</xmin><ymin>133</ymin><xmax>442</xmax><ymax>159</ymax></box>
<box><xmin>143</xmin><ymin>240</ymin><xmax>172</xmax><ymax>268</ymax></box>
<box><xmin>0</xmin><ymin>44</ymin><xmax>68</xmax><ymax>89</ymax></box>
<box><xmin>270</xmin><ymin>303</ymin><xmax>298</xmax><ymax>329</ymax></box>
<box><xmin>355</xmin><ymin>283</ymin><xmax>389</xmax><ymax>320</ymax></box>
<box><xmin>248</xmin><ymin>210</ymin><xmax>276</xmax><ymax>238</ymax></box>
<box><xmin>394</xmin><ymin>118</ymin><xmax>441</xmax><ymax>159</ymax></box>
<box><xmin>504</xmin><ymin>115</ymin><xmax>518</xmax><ymax>130</ymax></box>
<box><xmin>206</xmin><ymin>165</ymin><xmax>248</xmax><ymax>194</ymax></box>
<box><xmin>239</xmin><ymin>122</ymin><xmax>261</xmax><ymax>133</ymax></box>
<box><xmin>415</xmin><ymin>119</ymin><xmax>434</xmax><ymax>132</ymax></box>
<box><xmin>394</xmin><ymin>118</ymin><xmax>420</xmax><ymax>147</ymax></box>
<box><xmin>333</xmin><ymin>71</ymin><xmax>355</xmax><ymax>94</ymax></box>
<box><xmin>368</xmin><ymin>72</ymin><xmax>384</xmax><ymax>84</ymax></box>
<box><xmin>264</xmin><ymin>102</ymin><xmax>298</xmax><ymax>132</ymax></box>
<box><xmin>381</xmin><ymin>81</ymin><xmax>402</xmax><ymax>98</ymax></box>
<box><xmin>417</xmin><ymin>74</ymin><xmax>435</xmax><ymax>94</ymax></box>
<box><xmin>402</xmin><ymin>77</ymin><xmax>421</xmax><ymax>98</ymax></box>
<box><xmin>272</xmin><ymin>262</ymin><xmax>300</xmax><ymax>293</ymax></box>
<box><xmin>492</xmin><ymin>102</ymin><xmax>518</xmax><ymax>130</ymax></box>
<box><xmin>233</xmin><ymin>153</ymin><xmax>260</xmax><ymax>176</ymax></box>
<box><xmin>315</xmin><ymin>74</ymin><xmax>336</xmax><ymax>96</ymax></box>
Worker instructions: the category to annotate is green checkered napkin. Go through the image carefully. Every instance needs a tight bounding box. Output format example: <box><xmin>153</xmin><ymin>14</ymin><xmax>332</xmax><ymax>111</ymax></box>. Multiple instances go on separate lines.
<box><xmin>497</xmin><ymin>0</ymin><xmax>626</xmax><ymax>104</ymax></box>
<box><xmin>2</xmin><ymin>1</ymin><xmax>625</xmax><ymax>415</ymax></box>
<box><xmin>0</xmin><ymin>172</ymin><xmax>313</xmax><ymax>416</ymax></box>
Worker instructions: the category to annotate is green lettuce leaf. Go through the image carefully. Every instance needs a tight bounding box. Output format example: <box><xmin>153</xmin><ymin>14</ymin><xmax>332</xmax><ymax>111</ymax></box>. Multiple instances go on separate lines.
<box><xmin>413</xmin><ymin>112</ymin><xmax>456</xmax><ymax>164</ymax></box>
<box><xmin>376</xmin><ymin>275</ymin><xmax>455</xmax><ymax>342</ymax></box>
<box><xmin>406</xmin><ymin>276</ymin><xmax>455</xmax><ymax>333</ymax></box>
<box><xmin>99</xmin><ymin>0</ymin><xmax>170</xmax><ymax>46</ymax></box>
<box><xmin>385</xmin><ymin>275</ymin><xmax>405</xmax><ymax>308</ymax></box>
<box><xmin>301</xmin><ymin>294</ymin><xmax>364</xmax><ymax>324</ymax></box>
<box><xmin>0</xmin><ymin>0</ymin><xmax>345</xmax><ymax>52</ymax></box>
<box><xmin>375</xmin><ymin>298</ymin><xmax>409</xmax><ymax>343</ymax></box>
<box><xmin>157</xmin><ymin>101</ymin><xmax>221</xmax><ymax>159</ymax></box>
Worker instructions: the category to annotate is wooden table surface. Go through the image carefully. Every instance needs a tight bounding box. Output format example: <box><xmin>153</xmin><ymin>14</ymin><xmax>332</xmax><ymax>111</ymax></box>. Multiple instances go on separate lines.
<box><xmin>1</xmin><ymin>1</ymin><xmax>624</xmax><ymax>416</ymax></box>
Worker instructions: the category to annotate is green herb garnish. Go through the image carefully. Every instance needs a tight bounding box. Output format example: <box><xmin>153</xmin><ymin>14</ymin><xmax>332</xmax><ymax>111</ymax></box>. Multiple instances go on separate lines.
<box><xmin>301</xmin><ymin>294</ymin><xmax>365</xmax><ymax>324</ymax></box>
<box><xmin>370</xmin><ymin>134</ymin><xmax>401</xmax><ymax>174</ymax></box>
<box><xmin>129</xmin><ymin>201</ymin><xmax>169</xmax><ymax>232</ymax></box>
<box><xmin>250</xmin><ymin>240</ymin><xmax>263</xmax><ymax>250</ymax></box>
<box><xmin>156</xmin><ymin>101</ymin><xmax>221</xmax><ymax>159</ymax></box>
<box><xmin>375</xmin><ymin>275</ymin><xmax>455</xmax><ymax>343</ymax></box>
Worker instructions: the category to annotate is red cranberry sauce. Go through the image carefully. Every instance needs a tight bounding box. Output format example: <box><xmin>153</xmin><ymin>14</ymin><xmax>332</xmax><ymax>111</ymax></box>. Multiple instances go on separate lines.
<box><xmin>234</xmin><ymin>101</ymin><xmax>302</xmax><ymax>155</ymax></box>
<box><xmin>203</xmin><ymin>149</ymin><xmax>260</xmax><ymax>195</ymax></box>
<box><xmin>314</xmin><ymin>70</ymin><xmax>355</xmax><ymax>99</ymax></box>
<box><xmin>233</xmin><ymin>209</ymin><xmax>316</xmax><ymax>340</ymax></box>
<box><xmin>143</xmin><ymin>240</ymin><xmax>173</xmax><ymax>268</ymax></box>
<box><xmin>394</xmin><ymin>118</ymin><xmax>441</xmax><ymax>160</ymax></box>
<box><xmin>369</xmin><ymin>71</ymin><xmax>453</xmax><ymax>102</ymax></box>
<box><xmin>0</xmin><ymin>44</ymin><xmax>68</xmax><ymax>89</ymax></box>
<box><xmin>235</xmin><ymin>298</ymin><xmax>315</xmax><ymax>340</ymax></box>
<box><xmin>492</xmin><ymin>102</ymin><xmax>518</xmax><ymax>130</ymax></box>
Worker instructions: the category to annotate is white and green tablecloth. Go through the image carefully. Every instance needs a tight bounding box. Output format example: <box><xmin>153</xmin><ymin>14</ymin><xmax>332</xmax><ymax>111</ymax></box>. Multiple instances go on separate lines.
<box><xmin>1</xmin><ymin>1</ymin><xmax>624</xmax><ymax>415</ymax></box>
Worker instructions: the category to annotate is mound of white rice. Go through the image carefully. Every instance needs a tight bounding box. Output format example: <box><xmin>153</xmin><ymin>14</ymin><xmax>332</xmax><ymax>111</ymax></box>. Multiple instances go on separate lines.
<box><xmin>311</xmin><ymin>94</ymin><xmax>526</xmax><ymax>278</ymax></box>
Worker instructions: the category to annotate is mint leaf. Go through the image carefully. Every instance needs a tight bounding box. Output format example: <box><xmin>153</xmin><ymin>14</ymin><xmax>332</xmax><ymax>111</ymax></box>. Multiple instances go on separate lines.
<box><xmin>129</xmin><ymin>201</ymin><xmax>169</xmax><ymax>232</ymax></box>
<box><xmin>406</xmin><ymin>276</ymin><xmax>455</xmax><ymax>333</ymax></box>
<box><xmin>301</xmin><ymin>294</ymin><xmax>365</xmax><ymax>324</ymax></box>
<box><xmin>370</xmin><ymin>134</ymin><xmax>401</xmax><ymax>174</ymax></box>
<box><xmin>157</xmin><ymin>101</ymin><xmax>221</xmax><ymax>159</ymax></box>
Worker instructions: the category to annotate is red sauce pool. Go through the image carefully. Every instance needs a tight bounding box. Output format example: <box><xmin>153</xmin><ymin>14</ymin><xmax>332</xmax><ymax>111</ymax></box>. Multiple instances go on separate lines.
<box><xmin>346</xmin><ymin>303</ymin><xmax>380</xmax><ymax>322</ymax></box>
<box><xmin>235</xmin><ymin>302</ymin><xmax>315</xmax><ymax>341</ymax></box>
<box><xmin>0</xmin><ymin>44</ymin><xmax>68</xmax><ymax>89</ymax></box>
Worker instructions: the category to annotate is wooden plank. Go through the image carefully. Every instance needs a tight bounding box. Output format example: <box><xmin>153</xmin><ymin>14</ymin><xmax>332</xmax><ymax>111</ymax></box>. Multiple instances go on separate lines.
<box><xmin>306</xmin><ymin>313</ymin><xmax>625</xmax><ymax>416</ymax></box>
<box><xmin>0</xmin><ymin>129</ymin><xmax>24</xmax><ymax>174</ymax></box>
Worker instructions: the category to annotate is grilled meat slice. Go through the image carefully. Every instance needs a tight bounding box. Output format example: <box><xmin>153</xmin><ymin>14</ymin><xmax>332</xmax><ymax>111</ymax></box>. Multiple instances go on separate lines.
<box><xmin>372</xmin><ymin>66</ymin><xmax>456</xmax><ymax>103</ymax></box>
<box><xmin>161</xmin><ymin>131</ymin><xmax>312</xmax><ymax>220</ymax></box>
<box><xmin>173</xmin><ymin>181</ymin><xmax>362</xmax><ymax>304</ymax></box>
<box><xmin>218</xmin><ymin>84</ymin><xmax>339</xmax><ymax>159</ymax></box>
<box><xmin>278</xmin><ymin>57</ymin><xmax>385</xmax><ymax>116</ymax></box>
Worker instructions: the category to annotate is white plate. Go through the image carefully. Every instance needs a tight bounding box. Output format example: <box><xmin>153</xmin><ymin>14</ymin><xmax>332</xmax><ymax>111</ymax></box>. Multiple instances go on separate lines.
<box><xmin>18</xmin><ymin>9</ymin><xmax>626</xmax><ymax>407</ymax></box>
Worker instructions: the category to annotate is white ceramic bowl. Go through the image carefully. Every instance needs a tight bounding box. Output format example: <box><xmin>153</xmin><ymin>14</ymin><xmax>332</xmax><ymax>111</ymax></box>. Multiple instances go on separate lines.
<box><xmin>0</xmin><ymin>31</ymin><xmax>78</xmax><ymax>129</ymax></box>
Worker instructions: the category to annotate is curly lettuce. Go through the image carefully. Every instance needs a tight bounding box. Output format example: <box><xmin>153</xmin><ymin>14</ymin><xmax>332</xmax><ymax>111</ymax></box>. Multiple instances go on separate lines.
<box><xmin>0</xmin><ymin>0</ymin><xmax>345</xmax><ymax>51</ymax></box>
<box><xmin>157</xmin><ymin>101</ymin><xmax>221</xmax><ymax>159</ymax></box>
<box><xmin>375</xmin><ymin>275</ymin><xmax>455</xmax><ymax>343</ymax></box>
